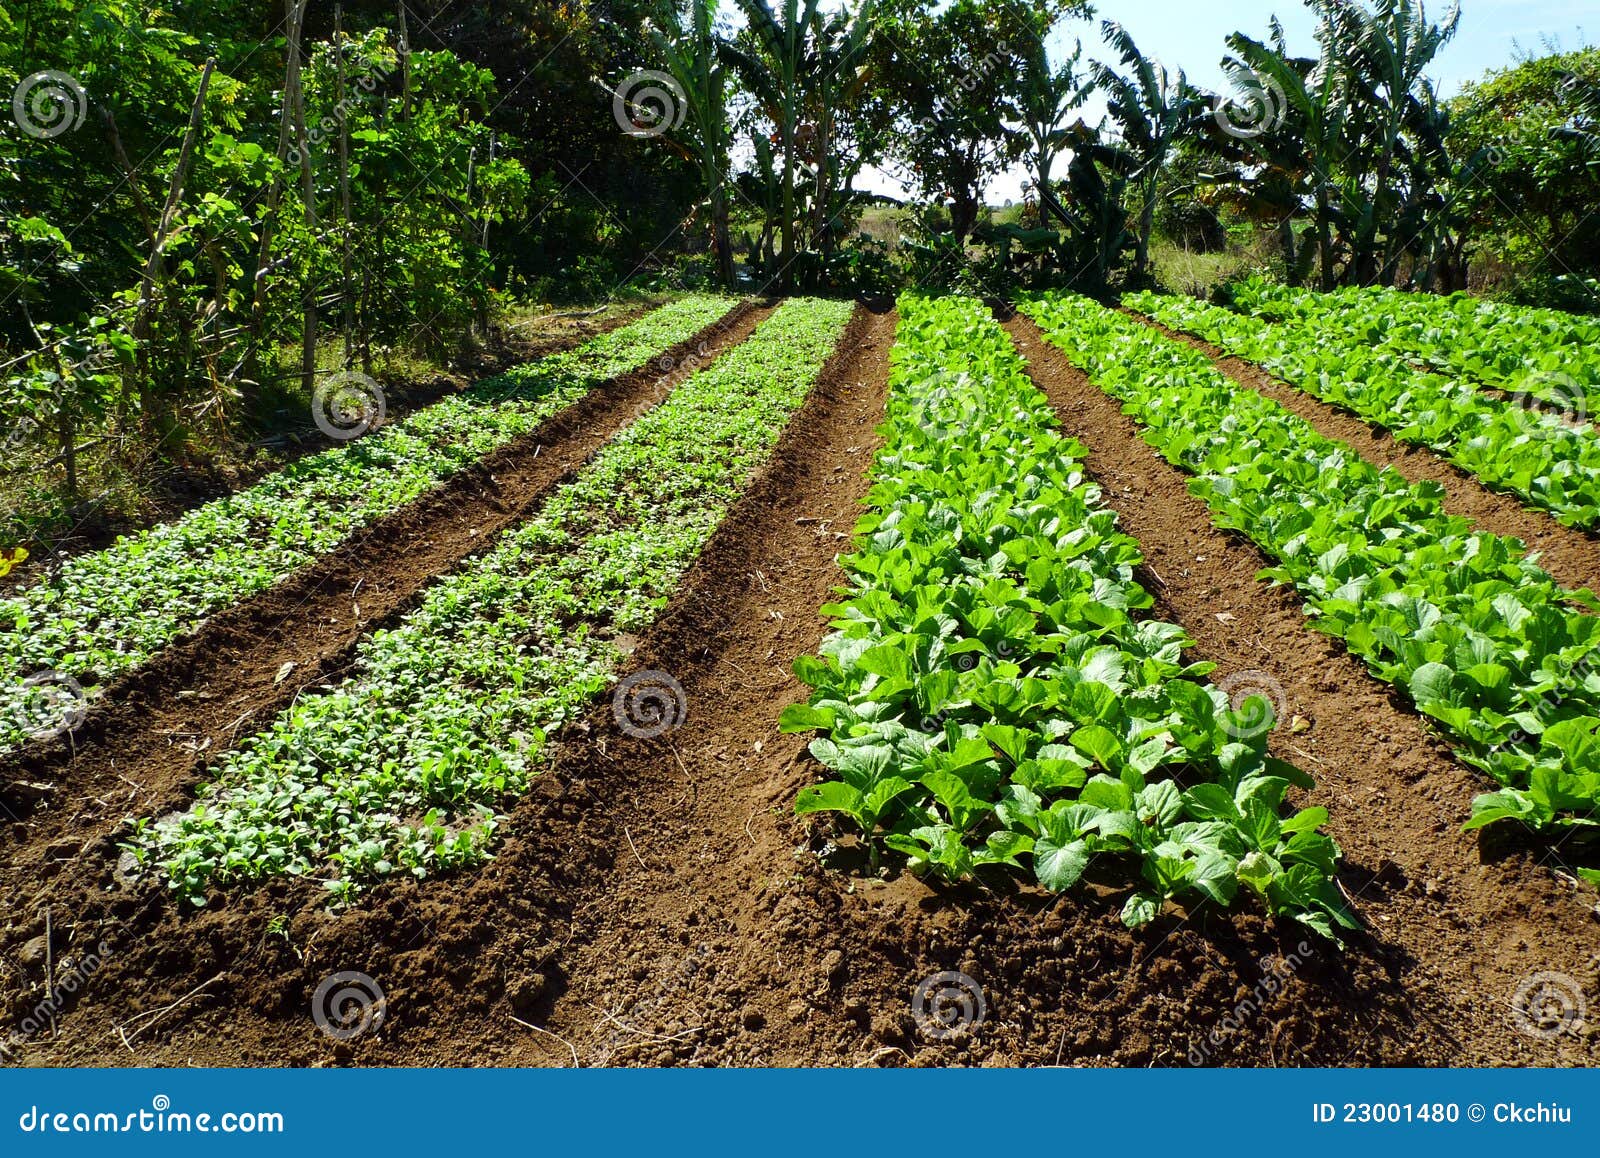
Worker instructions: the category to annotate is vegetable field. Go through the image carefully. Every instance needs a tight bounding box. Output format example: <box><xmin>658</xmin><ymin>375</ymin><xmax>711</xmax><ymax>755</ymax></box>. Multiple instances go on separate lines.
<box><xmin>5</xmin><ymin>282</ymin><xmax>1600</xmax><ymax>1070</ymax></box>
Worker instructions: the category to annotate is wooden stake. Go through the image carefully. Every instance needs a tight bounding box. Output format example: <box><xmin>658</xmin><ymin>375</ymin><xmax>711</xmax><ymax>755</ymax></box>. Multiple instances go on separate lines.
<box><xmin>396</xmin><ymin>0</ymin><xmax>412</xmax><ymax>117</ymax></box>
<box><xmin>129</xmin><ymin>57</ymin><xmax>215</xmax><ymax>410</ymax></box>
<box><xmin>42</xmin><ymin>907</ymin><xmax>55</xmax><ymax>1038</ymax></box>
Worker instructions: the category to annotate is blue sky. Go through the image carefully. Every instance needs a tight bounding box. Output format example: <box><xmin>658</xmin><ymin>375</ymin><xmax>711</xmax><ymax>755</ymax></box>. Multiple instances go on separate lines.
<box><xmin>859</xmin><ymin>0</ymin><xmax>1600</xmax><ymax>200</ymax></box>
<box><xmin>1077</xmin><ymin>0</ymin><xmax>1596</xmax><ymax>94</ymax></box>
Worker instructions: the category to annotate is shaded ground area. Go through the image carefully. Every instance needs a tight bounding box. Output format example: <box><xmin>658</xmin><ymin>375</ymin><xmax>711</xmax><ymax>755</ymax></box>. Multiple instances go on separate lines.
<box><xmin>1</xmin><ymin>298</ymin><xmax>662</xmax><ymax>589</ymax></box>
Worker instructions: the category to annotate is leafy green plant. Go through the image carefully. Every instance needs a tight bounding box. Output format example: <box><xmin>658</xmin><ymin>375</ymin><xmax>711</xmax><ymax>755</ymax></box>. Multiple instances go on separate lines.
<box><xmin>1024</xmin><ymin>291</ymin><xmax>1600</xmax><ymax>841</ymax></box>
<box><xmin>1133</xmin><ymin>288</ymin><xmax>1600</xmax><ymax>529</ymax></box>
<box><xmin>783</xmin><ymin>293</ymin><xmax>1355</xmax><ymax>941</ymax></box>
<box><xmin>1225</xmin><ymin>276</ymin><xmax>1600</xmax><ymax>405</ymax></box>
<box><xmin>133</xmin><ymin>297</ymin><xmax>854</xmax><ymax>904</ymax></box>
<box><xmin>0</xmin><ymin>295</ymin><xmax>735</xmax><ymax>756</ymax></box>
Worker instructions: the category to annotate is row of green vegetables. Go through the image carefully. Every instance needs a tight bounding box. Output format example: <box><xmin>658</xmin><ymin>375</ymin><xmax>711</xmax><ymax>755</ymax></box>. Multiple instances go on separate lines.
<box><xmin>1225</xmin><ymin>276</ymin><xmax>1600</xmax><ymax>401</ymax></box>
<box><xmin>0</xmin><ymin>295</ymin><xmax>735</xmax><ymax>756</ymax></box>
<box><xmin>1023</xmin><ymin>292</ymin><xmax>1600</xmax><ymax>859</ymax></box>
<box><xmin>782</xmin><ymin>294</ymin><xmax>1356</xmax><ymax>941</ymax></box>
<box><xmin>1131</xmin><ymin>290</ymin><xmax>1600</xmax><ymax>531</ymax></box>
<box><xmin>129</xmin><ymin>297</ymin><xmax>854</xmax><ymax>905</ymax></box>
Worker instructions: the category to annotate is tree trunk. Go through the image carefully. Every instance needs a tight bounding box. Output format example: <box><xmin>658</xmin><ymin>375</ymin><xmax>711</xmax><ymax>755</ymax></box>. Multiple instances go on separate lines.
<box><xmin>335</xmin><ymin>6</ymin><xmax>355</xmax><ymax>368</ymax></box>
<box><xmin>478</xmin><ymin>133</ymin><xmax>495</xmax><ymax>335</ymax></box>
<box><xmin>1277</xmin><ymin>217</ymin><xmax>1300</xmax><ymax>287</ymax></box>
<box><xmin>709</xmin><ymin>160</ymin><xmax>734</xmax><ymax>288</ymax></box>
<box><xmin>779</xmin><ymin>118</ymin><xmax>796</xmax><ymax>292</ymax></box>
<box><xmin>1315</xmin><ymin>187</ymin><xmax>1336</xmax><ymax>292</ymax></box>
<box><xmin>811</xmin><ymin>99</ymin><xmax>831</xmax><ymax>257</ymax></box>
<box><xmin>100</xmin><ymin>106</ymin><xmax>162</xmax><ymax>421</ymax></box>
<box><xmin>1134</xmin><ymin>192</ymin><xmax>1156</xmax><ymax>282</ymax></box>
<box><xmin>288</xmin><ymin>9</ymin><xmax>319</xmax><ymax>395</ymax></box>
<box><xmin>56</xmin><ymin>396</ymin><xmax>77</xmax><ymax>505</ymax></box>
<box><xmin>133</xmin><ymin>57</ymin><xmax>216</xmax><ymax>423</ymax></box>
<box><xmin>951</xmin><ymin>191</ymin><xmax>979</xmax><ymax>247</ymax></box>
<box><xmin>245</xmin><ymin>0</ymin><xmax>305</xmax><ymax>390</ymax></box>
<box><xmin>396</xmin><ymin>0</ymin><xmax>412</xmax><ymax>116</ymax></box>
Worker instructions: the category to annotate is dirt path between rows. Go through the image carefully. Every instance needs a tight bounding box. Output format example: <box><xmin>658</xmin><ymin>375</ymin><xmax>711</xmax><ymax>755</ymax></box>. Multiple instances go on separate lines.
<box><xmin>1125</xmin><ymin>310</ymin><xmax>1600</xmax><ymax>595</ymax></box>
<box><xmin>0</xmin><ymin>300</ymin><xmax>770</xmax><ymax>922</ymax></box>
<box><xmin>16</xmin><ymin>302</ymin><xmax>1597</xmax><ymax>1068</ymax></box>
<box><xmin>8</xmin><ymin>301</ymin><xmax>882</xmax><ymax>1067</ymax></box>
<box><xmin>1004</xmin><ymin>310</ymin><xmax>1600</xmax><ymax>1066</ymax></box>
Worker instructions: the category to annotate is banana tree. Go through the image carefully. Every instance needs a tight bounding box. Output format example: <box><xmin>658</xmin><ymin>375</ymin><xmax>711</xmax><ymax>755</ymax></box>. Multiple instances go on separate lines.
<box><xmin>802</xmin><ymin>0</ymin><xmax>875</xmax><ymax>272</ymax></box>
<box><xmin>1323</xmin><ymin>0</ymin><xmax>1460</xmax><ymax>284</ymax></box>
<box><xmin>723</xmin><ymin>0</ymin><xmax>822</xmax><ymax>291</ymax></box>
<box><xmin>1215</xmin><ymin>17</ymin><xmax>1354</xmax><ymax>288</ymax></box>
<box><xmin>1394</xmin><ymin>79</ymin><xmax>1474</xmax><ymax>290</ymax></box>
<box><xmin>1092</xmin><ymin>21</ymin><xmax>1201</xmax><ymax>282</ymax></box>
<box><xmin>649</xmin><ymin>0</ymin><xmax>735</xmax><ymax>287</ymax></box>
<box><xmin>1018</xmin><ymin>35</ymin><xmax>1092</xmax><ymax>199</ymax></box>
<box><xmin>1045</xmin><ymin>122</ymin><xmax>1137</xmax><ymax>293</ymax></box>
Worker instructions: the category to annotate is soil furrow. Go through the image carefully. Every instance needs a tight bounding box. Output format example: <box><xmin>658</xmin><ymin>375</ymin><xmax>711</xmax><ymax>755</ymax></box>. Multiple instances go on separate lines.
<box><xmin>16</xmin><ymin>301</ymin><xmax>1599</xmax><ymax>1070</ymax></box>
<box><xmin>1124</xmin><ymin>309</ymin><xmax>1600</xmax><ymax>594</ymax></box>
<box><xmin>1004</xmin><ymin>309</ymin><xmax>1600</xmax><ymax>1066</ymax></box>
<box><xmin>520</xmin><ymin>302</ymin><xmax>898</xmax><ymax>1065</ymax></box>
<box><xmin>0</xmin><ymin>300</ymin><xmax>770</xmax><ymax>889</ymax></box>
<box><xmin>2</xmin><ymin>300</ymin><xmax>869</xmax><ymax>1067</ymax></box>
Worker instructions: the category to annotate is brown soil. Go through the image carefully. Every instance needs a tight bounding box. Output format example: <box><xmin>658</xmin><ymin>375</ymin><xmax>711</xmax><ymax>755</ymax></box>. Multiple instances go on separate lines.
<box><xmin>0</xmin><ymin>299</ymin><xmax>768</xmax><ymax>875</ymax></box>
<box><xmin>8</xmin><ymin>302</ymin><xmax>1598</xmax><ymax>1069</ymax></box>
<box><xmin>1001</xmin><ymin>310</ymin><xmax>1600</xmax><ymax>1065</ymax></box>
<box><xmin>1126</xmin><ymin>310</ymin><xmax>1600</xmax><ymax>595</ymax></box>
<box><xmin>1</xmin><ymin>299</ymin><xmax>877</xmax><ymax>1067</ymax></box>
<box><xmin>0</xmin><ymin>299</ymin><xmax>659</xmax><ymax>590</ymax></box>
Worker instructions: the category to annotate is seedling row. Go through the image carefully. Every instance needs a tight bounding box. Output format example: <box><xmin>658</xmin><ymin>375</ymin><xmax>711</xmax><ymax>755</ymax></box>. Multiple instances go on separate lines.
<box><xmin>0</xmin><ymin>295</ymin><xmax>734</xmax><ymax>755</ymax></box>
<box><xmin>131</xmin><ymin>297</ymin><xmax>853</xmax><ymax>904</ymax></box>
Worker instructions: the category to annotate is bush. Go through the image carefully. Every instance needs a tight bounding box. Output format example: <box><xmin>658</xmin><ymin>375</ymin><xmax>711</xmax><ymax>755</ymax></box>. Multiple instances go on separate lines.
<box><xmin>1503</xmin><ymin>273</ymin><xmax>1600</xmax><ymax>316</ymax></box>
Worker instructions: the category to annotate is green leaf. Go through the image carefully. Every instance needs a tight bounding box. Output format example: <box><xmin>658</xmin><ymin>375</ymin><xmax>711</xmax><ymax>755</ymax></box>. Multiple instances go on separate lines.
<box><xmin>1278</xmin><ymin>806</ymin><xmax>1328</xmax><ymax>835</ymax></box>
<box><xmin>1033</xmin><ymin>838</ymin><xmax>1091</xmax><ymax>891</ymax></box>
<box><xmin>1408</xmin><ymin>661</ymin><xmax>1456</xmax><ymax>705</ymax></box>
<box><xmin>1078</xmin><ymin>774</ymin><xmax>1135</xmax><ymax>812</ymax></box>
<box><xmin>1070</xmin><ymin>724</ymin><xmax>1124</xmax><ymax>771</ymax></box>
<box><xmin>779</xmin><ymin>702</ymin><xmax>836</xmax><ymax>733</ymax></box>
<box><xmin>1121</xmin><ymin>892</ymin><xmax>1162</xmax><ymax>927</ymax></box>
<box><xmin>863</xmin><ymin>777</ymin><xmax>917</xmax><ymax>826</ymax></box>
